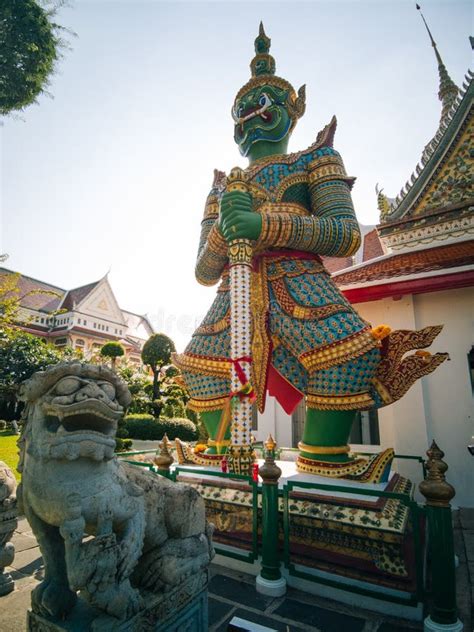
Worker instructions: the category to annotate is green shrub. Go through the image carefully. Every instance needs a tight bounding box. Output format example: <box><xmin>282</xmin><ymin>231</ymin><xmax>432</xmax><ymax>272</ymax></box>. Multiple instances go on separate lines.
<box><xmin>0</xmin><ymin>420</ymin><xmax>6</xmax><ymax>430</ymax></box>
<box><xmin>115</xmin><ymin>437</ymin><xmax>133</xmax><ymax>452</ymax></box>
<box><xmin>161</xmin><ymin>397</ymin><xmax>186</xmax><ymax>418</ymax></box>
<box><xmin>160</xmin><ymin>417</ymin><xmax>198</xmax><ymax>441</ymax></box>
<box><xmin>124</xmin><ymin>414</ymin><xmax>197</xmax><ymax>441</ymax></box>
<box><xmin>124</xmin><ymin>414</ymin><xmax>156</xmax><ymax>439</ymax></box>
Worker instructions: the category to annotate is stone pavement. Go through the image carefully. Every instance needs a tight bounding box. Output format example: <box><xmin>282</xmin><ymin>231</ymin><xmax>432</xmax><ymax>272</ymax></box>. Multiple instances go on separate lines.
<box><xmin>2</xmin><ymin>513</ymin><xmax>472</xmax><ymax>632</ymax></box>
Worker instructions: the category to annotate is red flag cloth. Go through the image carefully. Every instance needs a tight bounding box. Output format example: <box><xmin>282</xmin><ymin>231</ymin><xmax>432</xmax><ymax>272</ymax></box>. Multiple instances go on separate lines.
<box><xmin>267</xmin><ymin>364</ymin><xmax>303</xmax><ymax>415</ymax></box>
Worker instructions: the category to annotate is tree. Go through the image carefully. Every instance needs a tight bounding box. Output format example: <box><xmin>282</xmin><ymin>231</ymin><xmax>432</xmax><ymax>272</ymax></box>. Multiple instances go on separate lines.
<box><xmin>0</xmin><ymin>327</ymin><xmax>71</xmax><ymax>420</ymax></box>
<box><xmin>141</xmin><ymin>333</ymin><xmax>176</xmax><ymax>408</ymax></box>
<box><xmin>117</xmin><ymin>363</ymin><xmax>153</xmax><ymax>415</ymax></box>
<box><xmin>100</xmin><ymin>341</ymin><xmax>125</xmax><ymax>369</ymax></box>
<box><xmin>0</xmin><ymin>265</ymin><xmax>74</xmax><ymax>419</ymax></box>
<box><xmin>0</xmin><ymin>267</ymin><xmax>61</xmax><ymax>330</ymax></box>
<box><xmin>0</xmin><ymin>0</ymin><xmax>69</xmax><ymax>116</ymax></box>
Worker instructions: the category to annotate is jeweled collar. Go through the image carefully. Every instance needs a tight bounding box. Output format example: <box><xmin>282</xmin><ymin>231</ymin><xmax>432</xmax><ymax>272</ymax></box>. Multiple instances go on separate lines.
<box><xmin>244</xmin><ymin>116</ymin><xmax>338</xmax><ymax>179</ymax></box>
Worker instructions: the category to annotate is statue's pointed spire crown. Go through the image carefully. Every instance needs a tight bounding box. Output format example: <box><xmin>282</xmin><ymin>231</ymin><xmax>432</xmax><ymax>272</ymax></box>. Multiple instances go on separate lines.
<box><xmin>234</xmin><ymin>23</ymin><xmax>306</xmax><ymax>128</ymax></box>
<box><xmin>250</xmin><ymin>22</ymin><xmax>276</xmax><ymax>78</ymax></box>
<box><xmin>255</xmin><ymin>22</ymin><xmax>270</xmax><ymax>55</ymax></box>
<box><xmin>416</xmin><ymin>4</ymin><xmax>459</xmax><ymax>122</ymax></box>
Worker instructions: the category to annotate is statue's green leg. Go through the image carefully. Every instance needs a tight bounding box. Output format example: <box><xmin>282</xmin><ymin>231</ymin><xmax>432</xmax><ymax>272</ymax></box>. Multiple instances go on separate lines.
<box><xmin>200</xmin><ymin>409</ymin><xmax>230</xmax><ymax>455</ymax></box>
<box><xmin>299</xmin><ymin>408</ymin><xmax>356</xmax><ymax>462</ymax></box>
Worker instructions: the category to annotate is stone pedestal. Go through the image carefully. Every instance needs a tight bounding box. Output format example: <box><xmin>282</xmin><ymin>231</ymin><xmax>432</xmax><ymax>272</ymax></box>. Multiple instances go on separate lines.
<box><xmin>27</xmin><ymin>571</ymin><xmax>208</xmax><ymax>631</ymax></box>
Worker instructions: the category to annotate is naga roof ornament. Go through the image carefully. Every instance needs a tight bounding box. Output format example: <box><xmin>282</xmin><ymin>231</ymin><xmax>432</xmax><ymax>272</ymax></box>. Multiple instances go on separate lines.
<box><xmin>377</xmin><ymin>6</ymin><xmax>471</xmax><ymax>224</ymax></box>
<box><xmin>416</xmin><ymin>4</ymin><xmax>459</xmax><ymax>124</ymax></box>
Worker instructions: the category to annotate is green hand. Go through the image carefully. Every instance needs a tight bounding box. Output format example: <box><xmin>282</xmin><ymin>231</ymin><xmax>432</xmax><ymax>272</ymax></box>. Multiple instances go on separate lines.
<box><xmin>219</xmin><ymin>190</ymin><xmax>262</xmax><ymax>242</ymax></box>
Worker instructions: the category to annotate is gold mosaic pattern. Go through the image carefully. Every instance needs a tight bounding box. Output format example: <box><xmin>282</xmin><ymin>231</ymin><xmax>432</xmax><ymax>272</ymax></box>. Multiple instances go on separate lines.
<box><xmin>306</xmin><ymin>392</ymin><xmax>375</xmax><ymax>411</ymax></box>
<box><xmin>300</xmin><ymin>328</ymin><xmax>378</xmax><ymax>372</ymax></box>
<box><xmin>173</xmin><ymin>353</ymin><xmax>231</xmax><ymax>378</ymax></box>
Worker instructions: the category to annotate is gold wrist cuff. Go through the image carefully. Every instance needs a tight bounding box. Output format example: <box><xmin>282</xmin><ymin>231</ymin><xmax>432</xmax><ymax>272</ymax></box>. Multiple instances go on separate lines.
<box><xmin>298</xmin><ymin>442</ymin><xmax>350</xmax><ymax>455</ymax></box>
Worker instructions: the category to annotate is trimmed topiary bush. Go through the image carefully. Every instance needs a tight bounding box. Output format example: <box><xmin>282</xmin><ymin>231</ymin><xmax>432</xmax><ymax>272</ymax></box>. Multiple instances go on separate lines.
<box><xmin>124</xmin><ymin>414</ymin><xmax>156</xmax><ymax>440</ymax></box>
<box><xmin>124</xmin><ymin>414</ymin><xmax>197</xmax><ymax>441</ymax></box>
<box><xmin>115</xmin><ymin>437</ymin><xmax>133</xmax><ymax>452</ymax></box>
<box><xmin>160</xmin><ymin>417</ymin><xmax>198</xmax><ymax>441</ymax></box>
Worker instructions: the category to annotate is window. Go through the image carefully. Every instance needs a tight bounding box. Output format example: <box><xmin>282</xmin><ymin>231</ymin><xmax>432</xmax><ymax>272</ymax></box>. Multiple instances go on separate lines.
<box><xmin>468</xmin><ymin>347</ymin><xmax>474</xmax><ymax>393</ymax></box>
<box><xmin>83</xmin><ymin>320</ymin><xmax>87</xmax><ymax>326</ymax></box>
<box><xmin>252</xmin><ymin>404</ymin><xmax>258</xmax><ymax>431</ymax></box>
<box><xmin>75</xmin><ymin>339</ymin><xmax>85</xmax><ymax>347</ymax></box>
<box><xmin>291</xmin><ymin>400</ymin><xmax>306</xmax><ymax>448</ymax></box>
<box><xmin>350</xmin><ymin>410</ymin><xmax>380</xmax><ymax>445</ymax></box>
<box><xmin>54</xmin><ymin>338</ymin><xmax>68</xmax><ymax>346</ymax></box>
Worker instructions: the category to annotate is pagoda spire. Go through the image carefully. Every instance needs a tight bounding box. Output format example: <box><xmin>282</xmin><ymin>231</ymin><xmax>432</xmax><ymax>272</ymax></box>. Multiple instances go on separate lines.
<box><xmin>416</xmin><ymin>4</ymin><xmax>459</xmax><ymax>122</ymax></box>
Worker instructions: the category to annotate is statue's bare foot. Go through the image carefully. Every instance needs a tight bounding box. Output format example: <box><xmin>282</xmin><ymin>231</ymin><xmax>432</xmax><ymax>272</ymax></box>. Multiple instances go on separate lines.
<box><xmin>32</xmin><ymin>578</ymin><xmax>77</xmax><ymax>618</ymax></box>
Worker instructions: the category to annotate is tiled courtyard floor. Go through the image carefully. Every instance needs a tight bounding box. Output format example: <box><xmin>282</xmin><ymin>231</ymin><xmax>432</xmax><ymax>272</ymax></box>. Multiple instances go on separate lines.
<box><xmin>2</xmin><ymin>511</ymin><xmax>472</xmax><ymax>631</ymax></box>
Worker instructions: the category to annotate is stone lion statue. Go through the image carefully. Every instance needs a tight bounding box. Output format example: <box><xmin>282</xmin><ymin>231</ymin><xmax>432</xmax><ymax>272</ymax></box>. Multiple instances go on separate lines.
<box><xmin>17</xmin><ymin>362</ymin><xmax>214</xmax><ymax>621</ymax></box>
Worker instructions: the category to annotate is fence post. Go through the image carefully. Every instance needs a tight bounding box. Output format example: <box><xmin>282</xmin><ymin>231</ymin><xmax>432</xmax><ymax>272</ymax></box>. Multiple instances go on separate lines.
<box><xmin>256</xmin><ymin>435</ymin><xmax>286</xmax><ymax>597</ymax></box>
<box><xmin>419</xmin><ymin>441</ymin><xmax>463</xmax><ymax>632</ymax></box>
<box><xmin>154</xmin><ymin>434</ymin><xmax>174</xmax><ymax>479</ymax></box>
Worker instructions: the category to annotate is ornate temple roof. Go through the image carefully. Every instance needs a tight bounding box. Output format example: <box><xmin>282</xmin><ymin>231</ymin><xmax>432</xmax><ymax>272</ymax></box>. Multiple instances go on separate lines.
<box><xmin>61</xmin><ymin>280</ymin><xmax>101</xmax><ymax>311</ymax></box>
<box><xmin>0</xmin><ymin>268</ymin><xmax>65</xmax><ymax>312</ymax></box>
<box><xmin>333</xmin><ymin>241</ymin><xmax>473</xmax><ymax>286</ymax></box>
<box><xmin>0</xmin><ymin>267</ymin><xmax>153</xmax><ymax>341</ymax></box>
<box><xmin>377</xmin><ymin>8</ymin><xmax>473</xmax><ymax>229</ymax></box>
<box><xmin>331</xmin><ymin>11</ymin><xmax>474</xmax><ymax>302</ymax></box>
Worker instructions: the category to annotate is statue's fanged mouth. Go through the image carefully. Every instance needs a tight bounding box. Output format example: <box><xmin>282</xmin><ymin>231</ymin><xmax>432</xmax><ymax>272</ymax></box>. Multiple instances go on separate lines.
<box><xmin>43</xmin><ymin>399</ymin><xmax>121</xmax><ymax>452</ymax></box>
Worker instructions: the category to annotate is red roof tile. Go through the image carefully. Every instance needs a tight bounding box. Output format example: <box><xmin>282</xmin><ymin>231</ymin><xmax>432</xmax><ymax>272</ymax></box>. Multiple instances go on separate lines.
<box><xmin>322</xmin><ymin>256</ymin><xmax>354</xmax><ymax>274</ymax></box>
<box><xmin>334</xmin><ymin>241</ymin><xmax>474</xmax><ymax>286</ymax></box>
<box><xmin>61</xmin><ymin>281</ymin><xmax>100</xmax><ymax>311</ymax></box>
<box><xmin>0</xmin><ymin>268</ymin><xmax>64</xmax><ymax>312</ymax></box>
<box><xmin>362</xmin><ymin>229</ymin><xmax>384</xmax><ymax>261</ymax></box>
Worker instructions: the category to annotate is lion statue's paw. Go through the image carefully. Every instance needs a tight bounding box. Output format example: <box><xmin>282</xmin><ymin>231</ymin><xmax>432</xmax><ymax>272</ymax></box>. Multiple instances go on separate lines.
<box><xmin>32</xmin><ymin>579</ymin><xmax>77</xmax><ymax>618</ymax></box>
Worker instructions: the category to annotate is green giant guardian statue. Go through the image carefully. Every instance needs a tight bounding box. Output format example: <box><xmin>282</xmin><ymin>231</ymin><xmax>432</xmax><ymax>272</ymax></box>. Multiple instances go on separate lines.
<box><xmin>174</xmin><ymin>24</ymin><xmax>447</xmax><ymax>481</ymax></box>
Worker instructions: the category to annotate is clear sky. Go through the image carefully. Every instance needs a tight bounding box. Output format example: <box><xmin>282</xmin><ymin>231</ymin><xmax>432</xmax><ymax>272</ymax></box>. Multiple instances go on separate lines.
<box><xmin>1</xmin><ymin>0</ymin><xmax>472</xmax><ymax>351</ymax></box>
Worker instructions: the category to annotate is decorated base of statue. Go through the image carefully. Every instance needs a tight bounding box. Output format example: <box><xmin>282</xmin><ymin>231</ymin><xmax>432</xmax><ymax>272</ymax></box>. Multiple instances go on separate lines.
<box><xmin>27</xmin><ymin>570</ymin><xmax>209</xmax><ymax>632</ymax></box>
<box><xmin>226</xmin><ymin>444</ymin><xmax>255</xmax><ymax>476</ymax></box>
<box><xmin>175</xmin><ymin>461</ymin><xmax>424</xmax><ymax>599</ymax></box>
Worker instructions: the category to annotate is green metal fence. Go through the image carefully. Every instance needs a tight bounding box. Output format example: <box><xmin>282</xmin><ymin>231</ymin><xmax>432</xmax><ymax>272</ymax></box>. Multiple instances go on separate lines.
<box><xmin>119</xmin><ymin>449</ymin><xmax>427</xmax><ymax>605</ymax></box>
<box><xmin>172</xmin><ymin>466</ymin><xmax>259</xmax><ymax>564</ymax></box>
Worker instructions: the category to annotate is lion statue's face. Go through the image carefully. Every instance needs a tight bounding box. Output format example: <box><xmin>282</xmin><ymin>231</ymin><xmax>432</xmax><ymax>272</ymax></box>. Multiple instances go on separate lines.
<box><xmin>18</xmin><ymin>363</ymin><xmax>131</xmax><ymax>464</ymax></box>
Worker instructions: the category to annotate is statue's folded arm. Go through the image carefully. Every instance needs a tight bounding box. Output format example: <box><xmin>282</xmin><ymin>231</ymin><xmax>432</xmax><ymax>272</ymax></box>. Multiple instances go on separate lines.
<box><xmin>256</xmin><ymin>149</ymin><xmax>361</xmax><ymax>258</ymax></box>
<box><xmin>195</xmin><ymin>180</ymin><xmax>228</xmax><ymax>286</ymax></box>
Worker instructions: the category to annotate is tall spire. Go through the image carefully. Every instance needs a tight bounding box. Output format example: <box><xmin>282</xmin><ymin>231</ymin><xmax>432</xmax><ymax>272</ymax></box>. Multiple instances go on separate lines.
<box><xmin>416</xmin><ymin>4</ymin><xmax>459</xmax><ymax>122</ymax></box>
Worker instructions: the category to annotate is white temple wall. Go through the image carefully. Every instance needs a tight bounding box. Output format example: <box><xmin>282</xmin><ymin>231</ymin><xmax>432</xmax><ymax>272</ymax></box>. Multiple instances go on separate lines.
<box><xmin>412</xmin><ymin>287</ymin><xmax>474</xmax><ymax>508</ymax></box>
<box><xmin>255</xmin><ymin>396</ymin><xmax>293</xmax><ymax>448</ymax></box>
<box><xmin>355</xmin><ymin>296</ymin><xmax>430</xmax><ymax>493</ymax></box>
<box><xmin>355</xmin><ymin>288</ymin><xmax>473</xmax><ymax>507</ymax></box>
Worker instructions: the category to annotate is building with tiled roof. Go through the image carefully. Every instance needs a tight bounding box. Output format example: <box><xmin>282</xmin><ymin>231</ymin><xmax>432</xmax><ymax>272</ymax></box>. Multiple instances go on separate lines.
<box><xmin>257</xmin><ymin>14</ymin><xmax>473</xmax><ymax>507</ymax></box>
<box><xmin>329</xmin><ymin>23</ymin><xmax>473</xmax><ymax>507</ymax></box>
<box><xmin>1</xmin><ymin>268</ymin><xmax>154</xmax><ymax>364</ymax></box>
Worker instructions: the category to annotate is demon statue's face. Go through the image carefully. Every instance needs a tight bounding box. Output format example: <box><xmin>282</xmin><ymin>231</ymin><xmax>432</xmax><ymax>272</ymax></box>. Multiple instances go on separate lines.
<box><xmin>232</xmin><ymin>84</ymin><xmax>293</xmax><ymax>157</ymax></box>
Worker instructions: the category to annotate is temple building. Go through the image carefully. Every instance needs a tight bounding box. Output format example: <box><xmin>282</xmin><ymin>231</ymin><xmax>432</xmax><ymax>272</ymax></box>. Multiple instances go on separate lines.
<box><xmin>1</xmin><ymin>268</ymin><xmax>154</xmax><ymax>364</ymax></box>
<box><xmin>257</xmin><ymin>22</ymin><xmax>473</xmax><ymax>507</ymax></box>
